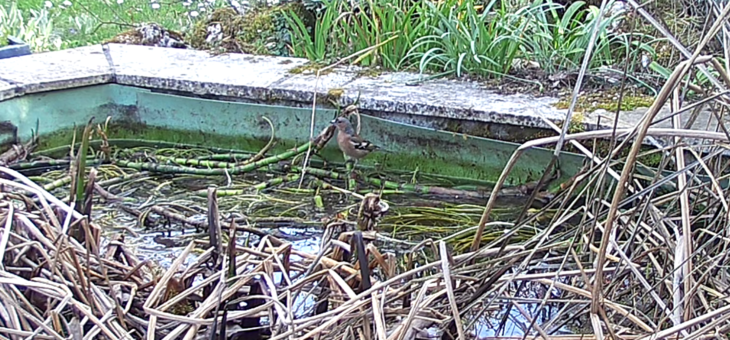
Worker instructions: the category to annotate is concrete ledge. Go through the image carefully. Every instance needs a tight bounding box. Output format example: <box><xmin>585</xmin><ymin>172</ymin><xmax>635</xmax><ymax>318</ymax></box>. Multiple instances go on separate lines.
<box><xmin>0</xmin><ymin>45</ymin><xmax>112</xmax><ymax>100</ymax></box>
<box><xmin>0</xmin><ymin>44</ymin><xmax>575</xmax><ymax>134</ymax></box>
<box><xmin>0</xmin><ymin>80</ymin><xmax>16</xmax><ymax>102</ymax></box>
<box><xmin>108</xmin><ymin>44</ymin><xmax>308</xmax><ymax>98</ymax></box>
<box><xmin>0</xmin><ymin>43</ymin><xmax>719</xmax><ymax>141</ymax></box>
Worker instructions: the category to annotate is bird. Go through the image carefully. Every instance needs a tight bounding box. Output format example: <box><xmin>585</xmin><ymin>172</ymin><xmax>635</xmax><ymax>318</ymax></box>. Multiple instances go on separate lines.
<box><xmin>330</xmin><ymin>116</ymin><xmax>379</xmax><ymax>161</ymax></box>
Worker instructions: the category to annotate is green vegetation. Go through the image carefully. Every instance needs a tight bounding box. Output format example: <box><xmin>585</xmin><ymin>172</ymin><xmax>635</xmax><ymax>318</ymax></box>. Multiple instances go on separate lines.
<box><xmin>404</xmin><ymin>0</ymin><xmax>524</xmax><ymax>77</ymax></box>
<box><xmin>3</xmin><ymin>0</ymin><xmax>213</xmax><ymax>51</ymax></box>
<box><xmin>282</xmin><ymin>0</ymin><xmax>646</xmax><ymax>80</ymax></box>
<box><xmin>36</xmin><ymin>121</ymin><xmax>546</xmax><ymax>185</ymax></box>
<box><xmin>519</xmin><ymin>0</ymin><xmax>622</xmax><ymax>73</ymax></box>
<box><xmin>0</xmin><ymin>2</ymin><xmax>60</xmax><ymax>50</ymax></box>
<box><xmin>554</xmin><ymin>91</ymin><xmax>655</xmax><ymax>113</ymax></box>
<box><xmin>188</xmin><ymin>5</ymin><xmax>293</xmax><ymax>55</ymax></box>
<box><xmin>0</xmin><ymin>0</ymin><xmax>712</xmax><ymax>91</ymax></box>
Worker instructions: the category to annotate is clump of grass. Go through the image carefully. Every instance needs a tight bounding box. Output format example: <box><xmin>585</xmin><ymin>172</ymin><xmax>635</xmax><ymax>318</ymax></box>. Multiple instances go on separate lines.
<box><xmin>518</xmin><ymin>0</ymin><xmax>627</xmax><ymax>73</ymax></box>
<box><xmin>284</xmin><ymin>0</ymin><xmax>435</xmax><ymax>68</ymax></box>
<box><xmin>338</xmin><ymin>0</ymin><xmax>434</xmax><ymax>68</ymax></box>
<box><xmin>283</xmin><ymin>0</ymin><xmax>645</xmax><ymax>81</ymax></box>
<box><xmin>284</xmin><ymin>0</ymin><xmax>340</xmax><ymax>61</ymax></box>
<box><xmin>405</xmin><ymin>0</ymin><xmax>525</xmax><ymax>78</ymax></box>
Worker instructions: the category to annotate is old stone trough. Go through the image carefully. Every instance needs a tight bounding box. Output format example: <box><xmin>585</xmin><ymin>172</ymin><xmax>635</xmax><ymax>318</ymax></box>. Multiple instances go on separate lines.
<box><xmin>0</xmin><ymin>44</ymin><xmax>724</xmax><ymax>188</ymax></box>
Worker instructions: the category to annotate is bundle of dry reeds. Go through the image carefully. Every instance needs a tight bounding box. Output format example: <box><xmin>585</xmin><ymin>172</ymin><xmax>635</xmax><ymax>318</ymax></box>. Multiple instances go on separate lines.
<box><xmin>1</xmin><ymin>166</ymin><xmax>503</xmax><ymax>340</ymax></box>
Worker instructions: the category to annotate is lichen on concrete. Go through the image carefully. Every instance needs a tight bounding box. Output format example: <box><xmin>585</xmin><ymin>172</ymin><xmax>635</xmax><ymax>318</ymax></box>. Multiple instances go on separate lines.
<box><xmin>107</xmin><ymin>44</ymin><xmax>307</xmax><ymax>98</ymax></box>
<box><xmin>1</xmin><ymin>43</ymin><xmax>728</xmax><ymax>149</ymax></box>
<box><xmin>338</xmin><ymin>72</ymin><xmax>565</xmax><ymax>128</ymax></box>
<box><xmin>0</xmin><ymin>45</ymin><xmax>113</xmax><ymax>95</ymax></box>
<box><xmin>270</xmin><ymin>65</ymin><xmax>360</xmax><ymax>104</ymax></box>
<box><xmin>0</xmin><ymin>79</ymin><xmax>20</xmax><ymax>101</ymax></box>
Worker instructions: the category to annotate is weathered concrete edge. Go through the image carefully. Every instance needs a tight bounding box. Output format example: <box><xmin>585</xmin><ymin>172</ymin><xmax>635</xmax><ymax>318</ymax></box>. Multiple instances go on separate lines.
<box><xmin>0</xmin><ymin>43</ymin><xmax>628</xmax><ymax>132</ymax></box>
<box><xmin>0</xmin><ymin>74</ymin><xmax>115</xmax><ymax>101</ymax></box>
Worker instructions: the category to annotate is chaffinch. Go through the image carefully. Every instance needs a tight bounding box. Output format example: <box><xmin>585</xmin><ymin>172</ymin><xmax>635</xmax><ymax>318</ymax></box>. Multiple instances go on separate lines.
<box><xmin>331</xmin><ymin>117</ymin><xmax>379</xmax><ymax>161</ymax></box>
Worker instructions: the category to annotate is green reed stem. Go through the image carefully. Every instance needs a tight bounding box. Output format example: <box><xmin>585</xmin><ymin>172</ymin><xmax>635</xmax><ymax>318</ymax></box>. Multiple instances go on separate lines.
<box><xmin>155</xmin><ymin>155</ymin><xmax>237</xmax><ymax>169</ymax></box>
<box><xmin>44</xmin><ymin>176</ymin><xmax>72</xmax><ymax>191</ymax></box>
<box><xmin>115</xmin><ymin>142</ymin><xmax>312</xmax><ymax>176</ymax></box>
<box><xmin>35</xmin><ymin>139</ymin><xmax>258</xmax><ymax>158</ymax></box>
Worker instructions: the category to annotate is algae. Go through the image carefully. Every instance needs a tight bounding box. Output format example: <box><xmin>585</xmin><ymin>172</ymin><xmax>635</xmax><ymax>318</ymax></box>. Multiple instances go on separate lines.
<box><xmin>287</xmin><ymin>61</ymin><xmax>331</xmax><ymax>75</ymax></box>
<box><xmin>554</xmin><ymin>91</ymin><xmax>655</xmax><ymax>113</ymax></box>
<box><xmin>355</xmin><ymin>67</ymin><xmax>384</xmax><ymax>78</ymax></box>
<box><xmin>35</xmin><ymin>122</ymin><xmax>545</xmax><ymax>187</ymax></box>
<box><xmin>38</xmin><ymin>123</ymin><xmax>283</xmax><ymax>157</ymax></box>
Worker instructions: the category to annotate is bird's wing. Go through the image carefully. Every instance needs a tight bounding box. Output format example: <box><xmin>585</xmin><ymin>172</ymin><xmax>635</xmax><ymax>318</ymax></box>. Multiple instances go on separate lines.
<box><xmin>349</xmin><ymin>134</ymin><xmax>379</xmax><ymax>151</ymax></box>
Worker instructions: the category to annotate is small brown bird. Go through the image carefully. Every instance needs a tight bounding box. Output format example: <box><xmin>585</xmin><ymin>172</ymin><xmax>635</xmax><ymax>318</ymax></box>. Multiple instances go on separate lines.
<box><xmin>331</xmin><ymin>117</ymin><xmax>379</xmax><ymax>161</ymax></box>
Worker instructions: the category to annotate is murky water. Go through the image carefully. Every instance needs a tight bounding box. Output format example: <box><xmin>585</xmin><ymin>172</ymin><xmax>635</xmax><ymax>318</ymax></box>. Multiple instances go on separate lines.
<box><xmin>34</xmin><ymin>148</ymin><xmax>576</xmax><ymax>339</ymax></box>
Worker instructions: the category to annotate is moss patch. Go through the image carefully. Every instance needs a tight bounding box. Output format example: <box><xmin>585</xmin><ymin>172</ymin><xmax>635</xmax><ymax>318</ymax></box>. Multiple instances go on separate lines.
<box><xmin>187</xmin><ymin>5</ymin><xmax>297</xmax><ymax>56</ymax></box>
<box><xmin>107</xmin><ymin>23</ymin><xmax>186</xmax><ymax>48</ymax></box>
<box><xmin>355</xmin><ymin>67</ymin><xmax>384</xmax><ymax>78</ymax></box>
<box><xmin>325</xmin><ymin>88</ymin><xmax>344</xmax><ymax>102</ymax></box>
<box><xmin>554</xmin><ymin>91</ymin><xmax>655</xmax><ymax>113</ymax></box>
<box><xmin>287</xmin><ymin>61</ymin><xmax>331</xmax><ymax>75</ymax></box>
<box><xmin>33</xmin><ymin>121</ymin><xmax>569</xmax><ymax>188</ymax></box>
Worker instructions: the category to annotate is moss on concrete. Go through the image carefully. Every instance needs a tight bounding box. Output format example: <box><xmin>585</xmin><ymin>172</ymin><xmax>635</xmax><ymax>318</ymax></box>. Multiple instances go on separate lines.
<box><xmin>326</xmin><ymin>88</ymin><xmax>344</xmax><ymax>101</ymax></box>
<box><xmin>287</xmin><ymin>61</ymin><xmax>331</xmax><ymax>75</ymax></box>
<box><xmin>554</xmin><ymin>92</ymin><xmax>655</xmax><ymax>113</ymax></box>
<box><xmin>355</xmin><ymin>67</ymin><xmax>384</xmax><ymax>78</ymax></box>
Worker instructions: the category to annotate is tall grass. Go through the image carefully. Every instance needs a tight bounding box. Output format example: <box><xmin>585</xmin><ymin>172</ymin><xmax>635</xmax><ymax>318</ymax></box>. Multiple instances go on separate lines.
<box><xmin>284</xmin><ymin>0</ymin><xmax>650</xmax><ymax>80</ymax></box>
<box><xmin>284</xmin><ymin>0</ymin><xmax>432</xmax><ymax>68</ymax></box>
<box><xmin>284</xmin><ymin>0</ymin><xmax>341</xmax><ymax>61</ymax></box>
<box><xmin>338</xmin><ymin>0</ymin><xmax>433</xmax><ymax>68</ymax></box>
<box><xmin>404</xmin><ymin>0</ymin><xmax>525</xmax><ymax>78</ymax></box>
<box><xmin>518</xmin><ymin>0</ymin><xmax>642</xmax><ymax>73</ymax></box>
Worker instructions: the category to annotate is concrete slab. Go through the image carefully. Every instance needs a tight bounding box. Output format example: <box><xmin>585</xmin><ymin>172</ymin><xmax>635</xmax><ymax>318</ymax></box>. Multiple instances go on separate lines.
<box><xmin>585</xmin><ymin>103</ymin><xmax>730</xmax><ymax>132</ymax></box>
<box><xmin>269</xmin><ymin>65</ymin><xmax>361</xmax><ymax>103</ymax></box>
<box><xmin>1</xmin><ymin>42</ymin><xmax>727</xmax><ymax>148</ymax></box>
<box><xmin>340</xmin><ymin>72</ymin><xmax>565</xmax><ymax>129</ymax></box>
<box><xmin>0</xmin><ymin>79</ymin><xmax>19</xmax><ymax>101</ymax></box>
<box><xmin>0</xmin><ymin>45</ymin><xmax>112</xmax><ymax>94</ymax></box>
<box><xmin>107</xmin><ymin>44</ymin><xmax>309</xmax><ymax>98</ymax></box>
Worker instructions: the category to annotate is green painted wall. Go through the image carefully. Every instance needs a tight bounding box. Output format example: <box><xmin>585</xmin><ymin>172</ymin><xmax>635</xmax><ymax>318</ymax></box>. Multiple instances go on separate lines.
<box><xmin>0</xmin><ymin>84</ymin><xmax>587</xmax><ymax>187</ymax></box>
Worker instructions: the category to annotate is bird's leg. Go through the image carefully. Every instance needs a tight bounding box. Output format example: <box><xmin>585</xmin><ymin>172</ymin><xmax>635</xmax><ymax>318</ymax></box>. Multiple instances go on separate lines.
<box><xmin>344</xmin><ymin>157</ymin><xmax>358</xmax><ymax>192</ymax></box>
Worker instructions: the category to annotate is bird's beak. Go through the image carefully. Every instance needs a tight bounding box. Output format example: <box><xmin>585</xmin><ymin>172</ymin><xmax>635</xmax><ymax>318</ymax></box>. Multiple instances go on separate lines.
<box><xmin>330</xmin><ymin>119</ymin><xmax>337</xmax><ymax>125</ymax></box>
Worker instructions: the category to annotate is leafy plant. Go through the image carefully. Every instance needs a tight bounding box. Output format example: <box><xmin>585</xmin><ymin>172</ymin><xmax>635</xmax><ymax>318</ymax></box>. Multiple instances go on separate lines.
<box><xmin>518</xmin><ymin>0</ymin><xmax>631</xmax><ymax>73</ymax></box>
<box><xmin>0</xmin><ymin>2</ymin><xmax>62</xmax><ymax>51</ymax></box>
<box><xmin>337</xmin><ymin>0</ymin><xmax>432</xmax><ymax>68</ymax></box>
<box><xmin>404</xmin><ymin>0</ymin><xmax>525</xmax><ymax>78</ymax></box>
<box><xmin>283</xmin><ymin>0</ymin><xmax>341</xmax><ymax>61</ymax></box>
<box><xmin>283</xmin><ymin>0</ymin><xmax>435</xmax><ymax>69</ymax></box>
